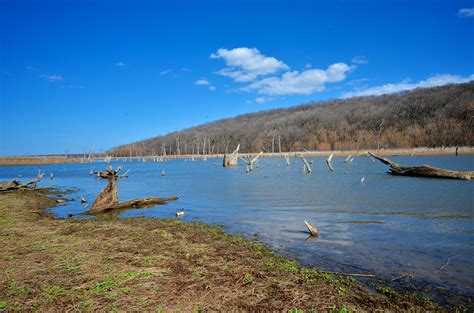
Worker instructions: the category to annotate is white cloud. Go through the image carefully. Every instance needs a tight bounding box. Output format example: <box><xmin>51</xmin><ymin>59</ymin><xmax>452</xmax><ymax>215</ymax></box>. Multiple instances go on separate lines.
<box><xmin>351</xmin><ymin>56</ymin><xmax>368</xmax><ymax>64</ymax></box>
<box><xmin>255</xmin><ymin>96</ymin><xmax>275</xmax><ymax>103</ymax></box>
<box><xmin>41</xmin><ymin>74</ymin><xmax>63</xmax><ymax>82</ymax></box>
<box><xmin>194</xmin><ymin>79</ymin><xmax>210</xmax><ymax>85</ymax></box>
<box><xmin>245</xmin><ymin>100</ymin><xmax>253</xmax><ymax>104</ymax></box>
<box><xmin>244</xmin><ymin>63</ymin><xmax>352</xmax><ymax>96</ymax></box>
<box><xmin>305</xmin><ymin>63</ymin><xmax>312</xmax><ymax>69</ymax></box>
<box><xmin>458</xmin><ymin>8</ymin><xmax>474</xmax><ymax>17</ymax></box>
<box><xmin>211</xmin><ymin>47</ymin><xmax>289</xmax><ymax>82</ymax></box>
<box><xmin>342</xmin><ymin>73</ymin><xmax>474</xmax><ymax>98</ymax></box>
<box><xmin>160</xmin><ymin>69</ymin><xmax>172</xmax><ymax>75</ymax></box>
<box><xmin>209</xmin><ymin>86</ymin><xmax>216</xmax><ymax>91</ymax></box>
<box><xmin>115</xmin><ymin>62</ymin><xmax>126</xmax><ymax>67</ymax></box>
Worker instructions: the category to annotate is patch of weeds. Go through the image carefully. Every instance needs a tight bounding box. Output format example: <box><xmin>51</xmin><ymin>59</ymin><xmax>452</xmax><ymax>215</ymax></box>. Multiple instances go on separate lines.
<box><xmin>79</xmin><ymin>300</ymin><xmax>96</xmax><ymax>310</ymax></box>
<box><xmin>289</xmin><ymin>309</ymin><xmax>303</xmax><ymax>313</ymax></box>
<box><xmin>153</xmin><ymin>229</ymin><xmax>173</xmax><ymax>239</ymax></box>
<box><xmin>119</xmin><ymin>270</ymin><xmax>154</xmax><ymax>281</ymax></box>
<box><xmin>105</xmin><ymin>291</ymin><xmax>119</xmax><ymax>300</ymax></box>
<box><xmin>120</xmin><ymin>286</ymin><xmax>136</xmax><ymax>294</ymax></box>
<box><xmin>0</xmin><ymin>301</ymin><xmax>6</xmax><ymax>309</ymax></box>
<box><xmin>272</xmin><ymin>279</ymin><xmax>284</xmax><ymax>288</ymax></box>
<box><xmin>244</xmin><ymin>273</ymin><xmax>255</xmax><ymax>284</ymax></box>
<box><xmin>90</xmin><ymin>277</ymin><xmax>116</xmax><ymax>295</ymax></box>
<box><xmin>336</xmin><ymin>286</ymin><xmax>347</xmax><ymax>297</ymax></box>
<box><xmin>329</xmin><ymin>305</ymin><xmax>351</xmax><ymax>313</ymax></box>
<box><xmin>5</xmin><ymin>233</ymin><xmax>16</xmax><ymax>240</ymax></box>
<box><xmin>26</xmin><ymin>245</ymin><xmax>46</xmax><ymax>253</ymax></box>
<box><xmin>278</xmin><ymin>259</ymin><xmax>299</xmax><ymax>274</ymax></box>
<box><xmin>42</xmin><ymin>285</ymin><xmax>66</xmax><ymax>303</ymax></box>
<box><xmin>13</xmin><ymin>286</ymin><xmax>30</xmax><ymax>297</ymax></box>
<box><xmin>376</xmin><ymin>286</ymin><xmax>399</xmax><ymax>299</ymax></box>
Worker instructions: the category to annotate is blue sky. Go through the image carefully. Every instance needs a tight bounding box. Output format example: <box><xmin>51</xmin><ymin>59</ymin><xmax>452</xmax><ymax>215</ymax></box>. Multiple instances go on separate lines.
<box><xmin>1</xmin><ymin>0</ymin><xmax>473</xmax><ymax>156</ymax></box>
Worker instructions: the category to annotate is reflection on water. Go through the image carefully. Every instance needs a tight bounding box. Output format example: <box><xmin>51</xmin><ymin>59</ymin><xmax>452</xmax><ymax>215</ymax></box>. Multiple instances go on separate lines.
<box><xmin>1</xmin><ymin>155</ymin><xmax>473</xmax><ymax>300</ymax></box>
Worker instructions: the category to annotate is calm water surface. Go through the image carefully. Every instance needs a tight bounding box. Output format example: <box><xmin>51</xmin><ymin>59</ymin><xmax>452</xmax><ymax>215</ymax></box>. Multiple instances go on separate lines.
<box><xmin>1</xmin><ymin>155</ymin><xmax>473</xmax><ymax>300</ymax></box>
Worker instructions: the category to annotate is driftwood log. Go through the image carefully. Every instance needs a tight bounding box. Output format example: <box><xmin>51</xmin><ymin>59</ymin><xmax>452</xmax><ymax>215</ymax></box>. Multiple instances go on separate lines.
<box><xmin>223</xmin><ymin>144</ymin><xmax>240</xmax><ymax>167</ymax></box>
<box><xmin>369</xmin><ymin>152</ymin><xmax>473</xmax><ymax>180</ymax></box>
<box><xmin>72</xmin><ymin>166</ymin><xmax>177</xmax><ymax>216</ymax></box>
<box><xmin>0</xmin><ymin>172</ymin><xmax>44</xmax><ymax>192</ymax></box>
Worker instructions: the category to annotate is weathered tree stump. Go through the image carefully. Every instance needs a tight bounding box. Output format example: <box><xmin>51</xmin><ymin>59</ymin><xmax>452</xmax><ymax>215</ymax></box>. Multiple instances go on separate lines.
<box><xmin>223</xmin><ymin>144</ymin><xmax>240</xmax><ymax>167</ymax></box>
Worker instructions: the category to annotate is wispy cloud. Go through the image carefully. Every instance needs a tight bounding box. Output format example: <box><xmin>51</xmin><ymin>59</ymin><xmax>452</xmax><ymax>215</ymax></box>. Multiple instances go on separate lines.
<box><xmin>255</xmin><ymin>96</ymin><xmax>275</xmax><ymax>103</ymax></box>
<box><xmin>115</xmin><ymin>62</ymin><xmax>126</xmax><ymax>67</ymax></box>
<box><xmin>351</xmin><ymin>56</ymin><xmax>368</xmax><ymax>65</ymax></box>
<box><xmin>342</xmin><ymin>73</ymin><xmax>474</xmax><ymax>98</ymax></box>
<box><xmin>160</xmin><ymin>69</ymin><xmax>172</xmax><ymax>75</ymax></box>
<box><xmin>194</xmin><ymin>79</ymin><xmax>210</xmax><ymax>85</ymax></box>
<box><xmin>458</xmin><ymin>8</ymin><xmax>474</xmax><ymax>17</ymax></box>
<box><xmin>209</xmin><ymin>86</ymin><xmax>216</xmax><ymax>91</ymax></box>
<box><xmin>211</xmin><ymin>47</ymin><xmax>289</xmax><ymax>82</ymax></box>
<box><xmin>40</xmin><ymin>74</ymin><xmax>63</xmax><ymax>82</ymax></box>
<box><xmin>244</xmin><ymin>63</ymin><xmax>353</xmax><ymax>96</ymax></box>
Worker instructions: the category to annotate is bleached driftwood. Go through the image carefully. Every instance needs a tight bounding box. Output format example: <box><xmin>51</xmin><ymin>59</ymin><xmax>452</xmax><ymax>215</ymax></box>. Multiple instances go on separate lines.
<box><xmin>0</xmin><ymin>171</ymin><xmax>44</xmax><ymax>192</ymax></box>
<box><xmin>94</xmin><ymin>165</ymin><xmax>130</xmax><ymax>179</ymax></box>
<box><xmin>239</xmin><ymin>151</ymin><xmax>263</xmax><ymax>172</ymax></box>
<box><xmin>304</xmin><ymin>220</ymin><xmax>319</xmax><ymax>237</ymax></box>
<box><xmin>326</xmin><ymin>154</ymin><xmax>334</xmax><ymax>171</ymax></box>
<box><xmin>298</xmin><ymin>155</ymin><xmax>312</xmax><ymax>173</ymax></box>
<box><xmin>223</xmin><ymin>144</ymin><xmax>240</xmax><ymax>167</ymax></box>
<box><xmin>369</xmin><ymin>152</ymin><xmax>473</xmax><ymax>180</ymax></box>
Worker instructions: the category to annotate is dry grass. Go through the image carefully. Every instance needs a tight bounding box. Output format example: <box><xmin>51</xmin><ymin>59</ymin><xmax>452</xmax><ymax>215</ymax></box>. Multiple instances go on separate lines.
<box><xmin>0</xmin><ymin>156</ymin><xmax>78</xmax><ymax>166</ymax></box>
<box><xmin>0</xmin><ymin>190</ymin><xmax>440</xmax><ymax>311</ymax></box>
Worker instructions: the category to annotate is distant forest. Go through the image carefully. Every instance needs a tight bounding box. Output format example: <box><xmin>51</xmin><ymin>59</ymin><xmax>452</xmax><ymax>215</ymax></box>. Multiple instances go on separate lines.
<box><xmin>110</xmin><ymin>82</ymin><xmax>474</xmax><ymax>156</ymax></box>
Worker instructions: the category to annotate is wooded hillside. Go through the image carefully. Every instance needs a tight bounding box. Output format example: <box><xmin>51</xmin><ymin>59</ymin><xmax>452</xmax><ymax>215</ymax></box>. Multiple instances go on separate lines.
<box><xmin>110</xmin><ymin>81</ymin><xmax>474</xmax><ymax>156</ymax></box>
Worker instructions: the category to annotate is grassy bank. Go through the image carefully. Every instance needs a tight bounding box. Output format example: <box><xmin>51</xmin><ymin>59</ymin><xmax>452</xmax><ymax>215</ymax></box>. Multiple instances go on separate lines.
<box><xmin>0</xmin><ymin>190</ymin><xmax>442</xmax><ymax>311</ymax></box>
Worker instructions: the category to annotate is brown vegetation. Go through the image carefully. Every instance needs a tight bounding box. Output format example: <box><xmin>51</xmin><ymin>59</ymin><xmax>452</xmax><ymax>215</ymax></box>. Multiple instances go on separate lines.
<box><xmin>0</xmin><ymin>156</ymin><xmax>77</xmax><ymax>166</ymax></box>
<box><xmin>110</xmin><ymin>82</ymin><xmax>474</xmax><ymax>156</ymax></box>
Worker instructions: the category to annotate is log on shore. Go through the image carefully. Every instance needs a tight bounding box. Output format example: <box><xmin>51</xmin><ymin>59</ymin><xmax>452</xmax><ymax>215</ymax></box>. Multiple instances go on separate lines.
<box><xmin>0</xmin><ymin>172</ymin><xmax>44</xmax><ymax>192</ymax></box>
<box><xmin>369</xmin><ymin>152</ymin><xmax>473</xmax><ymax>180</ymax></box>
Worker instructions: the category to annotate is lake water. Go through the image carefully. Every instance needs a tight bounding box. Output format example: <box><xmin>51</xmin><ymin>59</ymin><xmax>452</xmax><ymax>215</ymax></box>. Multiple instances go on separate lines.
<box><xmin>1</xmin><ymin>155</ymin><xmax>473</xmax><ymax>303</ymax></box>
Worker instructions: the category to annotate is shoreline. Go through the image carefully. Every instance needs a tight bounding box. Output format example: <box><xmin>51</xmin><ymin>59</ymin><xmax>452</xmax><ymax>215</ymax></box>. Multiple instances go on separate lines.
<box><xmin>1</xmin><ymin>146</ymin><xmax>473</xmax><ymax>166</ymax></box>
<box><xmin>0</xmin><ymin>189</ymin><xmax>453</xmax><ymax>311</ymax></box>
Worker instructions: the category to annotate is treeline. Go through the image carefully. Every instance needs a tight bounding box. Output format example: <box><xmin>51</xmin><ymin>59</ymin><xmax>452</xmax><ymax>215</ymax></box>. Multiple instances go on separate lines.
<box><xmin>110</xmin><ymin>81</ymin><xmax>474</xmax><ymax>156</ymax></box>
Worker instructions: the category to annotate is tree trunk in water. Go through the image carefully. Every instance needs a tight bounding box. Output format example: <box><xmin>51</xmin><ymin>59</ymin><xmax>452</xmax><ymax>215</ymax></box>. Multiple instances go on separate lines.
<box><xmin>369</xmin><ymin>152</ymin><xmax>473</xmax><ymax>180</ymax></box>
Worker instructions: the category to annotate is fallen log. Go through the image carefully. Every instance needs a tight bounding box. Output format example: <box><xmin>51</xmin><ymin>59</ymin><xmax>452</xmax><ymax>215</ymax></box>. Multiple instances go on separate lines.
<box><xmin>369</xmin><ymin>152</ymin><xmax>473</xmax><ymax>180</ymax></box>
<box><xmin>0</xmin><ymin>171</ymin><xmax>44</xmax><ymax>192</ymax></box>
<box><xmin>76</xmin><ymin>196</ymin><xmax>178</xmax><ymax>216</ymax></box>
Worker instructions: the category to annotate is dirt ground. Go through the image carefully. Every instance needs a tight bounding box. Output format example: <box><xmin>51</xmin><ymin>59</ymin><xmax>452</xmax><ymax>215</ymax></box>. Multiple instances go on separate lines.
<box><xmin>0</xmin><ymin>189</ymin><xmax>445</xmax><ymax>311</ymax></box>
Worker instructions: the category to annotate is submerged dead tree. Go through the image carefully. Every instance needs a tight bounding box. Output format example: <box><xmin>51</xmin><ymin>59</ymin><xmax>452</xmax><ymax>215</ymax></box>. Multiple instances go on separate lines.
<box><xmin>94</xmin><ymin>165</ymin><xmax>129</xmax><ymax>179</ymax></box>
<box><xmin>369</xmin><ymin>152</ymin><xmax>473</xmax><ymax>180</ymax></box>
<box><xmin>223</xmin><ymin>144</ymin><xmax>240</xmax><ymax>167</ymax></box>
<box><xmin>297</xmin><ymin>154</ymin><xmax>312</xmax><ymax>173</ymax></box>
<box><xmin>239</xmin><ymin>151</ymin><xmax>263</xmax><ymax>172</ymax></box>
<box><xmin>73</xmin><ymin>166</ymin><xmax>177</xmax><ymax>216</ymax></box>
<box><xmin>0</xmin><ymin>171</ymin><xmax>44</xmax><ymax>192</ymax></box>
